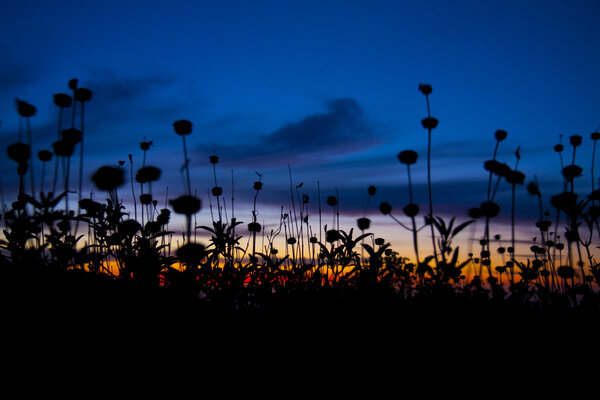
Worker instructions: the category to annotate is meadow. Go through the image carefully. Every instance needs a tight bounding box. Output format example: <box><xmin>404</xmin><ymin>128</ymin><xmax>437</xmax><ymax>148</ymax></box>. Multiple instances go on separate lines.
<box><xmin>2</xmin><ymin>80</ymin><xmax>599</xmax><ymax>335</ymax></box>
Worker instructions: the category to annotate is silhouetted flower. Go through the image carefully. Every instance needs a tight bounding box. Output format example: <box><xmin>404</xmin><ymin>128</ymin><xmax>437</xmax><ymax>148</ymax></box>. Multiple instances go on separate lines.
<box><xmin>173</xmin><ymin>120</ymin><xmax>192</xmax><ymax>135</ymax></box>
<box><xmin>140</xmin><ymin>194</ymin><xmax>153</xmax><ymax>205</ymax></box>
<box><xmin>398</xmin><ymin>150</ymin><xmax>418</xmax><ymax>165</ymax></box>
<box><xmin>357</xmin><ymin>217</ymin><xmax>371</xmax><ymax>230</ymax></box>
<box><xmin>140</xmin><ymin>140</ymin><xmax>153</xmax><ymax>151</ymax></box>
<box><xmin>403</xmin><ymin>203</ymin><xmax>419</xmax><ymax>217</ymax></box>
<box><xmin>79</xmin><ymin>198</ymin><xmax>103</xmax><ymax>216</ymax></box>
<box><xmin>170</xmin><ymin>195</ymin><xmax>201</xmax><ymax>215</ymax></box>
<box><xmin>52</xmin><ymin>140</ymin><xmax>75</xmax><ymax>157</ymax></box>
<box><xmin>418</xmin><ymin>83</ymin><xmax>432</xmax><ymax>96</ymax></box>
<box><xmin>176</xmin><ymin>243</ymin><xmax>206</xmax><ymax>266</ymax></box>
<box><xmin>118</xmin><ymin>219</ymin><xmax>141</xmax><ymax>236</ymax></box>
<box><xmin>253</xmin><ymin>181</ymin><xmax>263</xmax><ymax>190</ymax></box>
<box><xmin>480</xmin><ymin>201</ymin><xmax>500</xmax><ymax>218</ymax></box>
<box><xmin>326</xmin><ymin>196</ymin><xmax>338</xmax><ymax>207</ymax></box>
<box><xmin>562</xmin><ymin>164</ymin><xmax>583</xmax><ymax>181</ymax></box>
<box><xmin>248</xmin><ymin>222</ymin><xmax>261</xmax><ymax>233</ymax></box>
<box><xmin>92</xmin><ymin>166</ymin><xmax>125</xmax><ymax>191</ymax></box>
<box><xmin>156</xmin><ymin>208</ymin><xmax>171</xmax><ymax>225</ymax></box>
<box><xmin>15</xmin><ymin>99</ymin><xmax>36</xmax><ymax>117</ymax></box>
<box><xmin>209</xmin><ymin>155</ymin><xmax>219</xmax><ymax>164</ymax></box>
<box><xmin>505</xmin><ymin>169</ymin><xmax>525</xmax><ymax>185</ymax></box>
<box><xmin>421</xmin><ymin>117</ymin><xmax>438</xmax><ymax>129</ymax></box>
<box><xmin>325</xmin><ymin>230</ymin><xmax>341</xmax><ymax>243</ymax></box>
<box><xmin>211</xmin><ymin>186</ymin><xmax>223</xmax><ymax>196</ymax></box>
<box><xmin>74</xmin><ymin>88</ymin><xmax>92</xmax><ymax>102</ymax></box>
<box><xmin>535</xmin><ymin>220</ymin><xmax>552</xmax><ymax>232</ymax></box>
<box><xmin>287</xmin><ymin>237</ymin><xmax>297</xmax><ymax>245</ymax></box>
<box><xmin>135</xmin><ymin>166</ymin><xmax>162</xmax><ymax>183</ymax></box>
<box><xmin>554</xmin><ymin>144</ymin><xmax>564</xmax><ymax>152</ymax></box>
<box><xmin>368</xmin><ymin>185</ymin><xmax>376</xmax><ymax>196</ymax></box>
<box><xmin>53</xmin><ymin>93</ymin><xmax>72</xmax><ymax>108</ymax></box>
<box><xmin>494</xmin><ymin>130</ymin><xmax>508</xmax><ymax>142</ymax></box>
<box><xmin>379</xmin><ymin>202</ymin><xmax>392</xmax><ymax>215</ymax></box>
<box><xmin>57</xmin><ymin>219</ymin><xmax>70</xmax><ymax>232</ymax></box>
<box><xmin>557</xmin><ymin>265</ymin><xmax>575</xmax><ymax>279</ymax></box>
<box><xmin>37</xmin><ymin>150</ymin><xmax>53</xmax><ymax>162</ymax></box>
<box><xmin>550</xmin><ymin>191</ymin><xmax>577</xmax><ymax>212</ymax></box>
<box><xmin>61</xmin><ymin>128</ymin><xmax>82</xmax><ymax>145</ymax></box>
<box><xmin>592</xmin><ymin>132</ymin><xmax>600</xmax><ymax>141</ymax></box>
<box><xmin>527</xmin><ymin>182</ymin><xmax>541</xmax><ymax>196</ymax></box>
<box><xmin>468</xmin><ymin>207</ymin><xmax>482</xmax><ymax>219</ymax></box>
<box><xmin>569</xmin><ymin>134</ymin><xmax>582</xmax><ymax>147</ymax></box>
<box><xmin>309</xmin><ymin>236</ymin><xmax>318</xmax><ymax>244</ymax></box>
<box><xmin>68</xmin><ymin>78</ymin><xmax>78</xmax><ymax>90</ymax></box>
<box><xmin>374</xmin><ymin>237</ymin><xmax>385</xmax><ymax>246</ymax></box>
<box><xmin>7</xmin><ymin>142</ymin><xmax>30</xmax><ymax>163</ymax></box>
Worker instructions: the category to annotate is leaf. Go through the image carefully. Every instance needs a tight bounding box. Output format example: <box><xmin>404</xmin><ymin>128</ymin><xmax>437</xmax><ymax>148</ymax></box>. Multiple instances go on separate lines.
<box><xmin>451</xmin><ymin>220</ymin><xmax>474</xmax><ymax>238</ymax></box>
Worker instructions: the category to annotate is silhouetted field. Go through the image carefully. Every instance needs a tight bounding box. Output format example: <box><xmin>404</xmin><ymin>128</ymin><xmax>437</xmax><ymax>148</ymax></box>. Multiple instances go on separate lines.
<box><xmin>2</xmin><ymin>80</ymin><xmax>600</xmax><ymax>335</ymax></box>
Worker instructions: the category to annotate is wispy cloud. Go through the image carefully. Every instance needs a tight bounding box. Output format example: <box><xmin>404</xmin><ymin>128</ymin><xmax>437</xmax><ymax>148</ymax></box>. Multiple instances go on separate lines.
<box><xmin>198</xmin><ymin>97</ymin><xmax>382</xmax><ymax>167</ymax></box>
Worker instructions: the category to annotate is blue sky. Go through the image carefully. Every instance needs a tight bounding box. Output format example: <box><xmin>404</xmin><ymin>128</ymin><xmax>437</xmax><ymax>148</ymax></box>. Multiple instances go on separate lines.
<box><xmin>1</xmin><ymin>0</ymin><xmax>600</xmax><ymax>255</ymax></box>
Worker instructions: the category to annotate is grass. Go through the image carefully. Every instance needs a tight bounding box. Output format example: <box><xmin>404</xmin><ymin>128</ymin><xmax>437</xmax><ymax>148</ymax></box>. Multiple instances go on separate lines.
<box><xmin>2</xmin><ymin>80</ymin><xmax>600</xmax><ymax>334</ymax></box>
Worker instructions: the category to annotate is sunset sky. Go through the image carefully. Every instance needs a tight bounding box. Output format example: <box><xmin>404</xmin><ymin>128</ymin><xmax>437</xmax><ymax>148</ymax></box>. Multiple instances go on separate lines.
<box><xmin>1</xmin><ymin>0</ymin><xmax>600</xmax><ymax>256</ymax></box>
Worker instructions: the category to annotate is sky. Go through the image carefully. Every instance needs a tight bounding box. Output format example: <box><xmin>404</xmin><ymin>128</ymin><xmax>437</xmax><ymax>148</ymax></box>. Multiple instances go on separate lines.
<box><xmin>1</xmin><ymin>0</ymin><xmax>600</xmax><ymax>257</ymax></box>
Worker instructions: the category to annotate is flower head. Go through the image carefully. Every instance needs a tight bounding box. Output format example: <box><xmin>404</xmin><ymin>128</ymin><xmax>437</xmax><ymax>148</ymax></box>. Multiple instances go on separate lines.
<box><xmin>92</xmin><ymin>166</ymin><xmax>125</xmax><ymax>191</ymax></box>
<box><xmin>569</xmin><ymin>134</ymin><xmax>582</xmax><ymax>147</ymax></box>
<box><xmin>418</xmin><ymin>83</ymin><xmax>432</xmax><ymax>96</ymax></box>
<box><xmin>480</xmin><ymin>201</ymin><xmax>500</xmax><ymax>218</ymax></box>
<box><xmin>176</xmin><ymin>243</ymin><xmax>206</xmax><ymax>266</ymax></box>
<box><xmin>253</xmin><ymin>181</ymin><xmax>263</xmax><ymax>191</ymax></box>
<box><xmin>403</xmin><ymin>203</ymin><xmax>419</xmax><ymax>217</ymax></box>
<box><xmin>140</xmin><ymin>140</ymin><xmax>153</xmax><ymax>151</ymax></box>
<box><xmin>209</xmin><ymin>155</ymin><xmax>219</xmax><ymax>164</ymax></box>
<box><xmin>421</xmin><ymin>117</ymin><xmax>438</xmax><ymax>130</ymax></box>
<box><xmin>357</xmin><ymin>217</ymin><xmax>371</xmax><ymax>230</ymax></box>
<box><xmin>562</xmin><ymin>164</ymin><xmax>583</xmax><ymax>181</ymax></box>
<box><xmin>554</xmin><ymin>144</ymin><xmax>564</xmax><ymax>153</ymax></box>
<box><xmin>494</xmin><ymin>130</ymin><xmax>508</xmax><ymax>142</ymax></box>
<box><xmin>592</xmin><ymin>132</ymin><xmax>600</xmax><ymax>141</ymax></box>
<box><xmin>52</xmin><ymin>140</ymin><xmax>75</xmax><ymax>157</ymax></box>
<box><xmin>74</xmin><ymin>88</ymin><xmax>92</xmax><ymax>102</ymax></box>
<box><xmin>61</xmin><ymin>128</ymin><xmax>82</xmax><ymax>145</ymax></box>
<box><xmin>38</xmin><ymin>150</ymin><xmax>53</xmax><ymax>162</ymax></box>
<box><xmin>248</xmin><ymin>222</ymin><xmax>261</xmax><ymax>233</ymax></box>
<box><xmin>135</xmin><ymin>166</ymin><xmax>162</xmax><ymax>184</ymax></box>
<box><xmin>173</xmin><ymin>120</ymin><xmax>192</xmax><ymax>135</ymax></box>
<box><xmin>53</xmin><ymin>93</ymin><xmax>72</xmax><ymax>108</ymax></box>
<box><xmin>398</xmin><ymin>150</ymin><xmax>418</xmax><ymax>165</ymax></box>
<box><xmin>326</xmin><ymin>195</ymin><xmax>338</xmax><ymax>207</ymax></box>
<box><xmin>211</xmin><ymin>186</ymin><xmax>223</xmax><ymax>196</ymax></box>
<box><xmin>7</xmin><ymin>142</ymin><xmax>30</xmax><ymax>163</ymax></box>
<box><xmin>170</xmin><ymin>195</ymin><xmax>201</xmax><ymax>215</ymax></box>
<box><xmin>379</xmin><ymin>201</ymin><xmax>392</xmax><ymax>215</ymax></box>
<box><xmin>368</xmin><ymin>185</ymin><xmax>376</xmax><ymax>196</ymax></box>
<box><xmin>15</xmin><ymin>99</ymin><xmax>36</xmax><ymax>117</ymax></box>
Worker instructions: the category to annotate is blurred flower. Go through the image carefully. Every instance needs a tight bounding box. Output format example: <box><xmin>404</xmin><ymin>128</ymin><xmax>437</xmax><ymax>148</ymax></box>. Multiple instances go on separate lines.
<box><xmin>92</xmin><ymin>166</ymin><xmax>125</xmax><ymax>191</ymax></box>
<box><xmin>468</xmin><ymin>207</ymin><xmax>482</xmax><ymax>219</ymax></box>
<box><xmin>403</xmin><ymin>203</ymin><xmax>419</xmax><ymax>217</ymax></box>
<box><xmin>253</xmin><ymin>181</ymin><xmax>263</xmax><ymax>191</ymax></box>
<box><xmin>569</xmin><ymin>134</ymin><xmax>582</xmax><ymax>147</ymax></box>
<box><xmin>7</xmin><ymin>142</ymin><xmax>31</xmax><ymax>163</ymax></box>
<box><xmin>118</xmin><ymin>219</ymin><xmax>141</xmax><ymax>236</ymax></box>
<box><xmin>177</xmin><ymin>243</ymin><xmax>206</xmax><ymax>266</ymax></box>
<box><xmin>550</xmin><ymin>191</ymin><xmax>577</xmax><ymax>212</ymax></box>
<box><xmin>374</xmin><ymin>237</ymin><xmax>385</xmax><ymax>246</ymax></box>
<box><xmin>494</xmin><ymin>130</ymin><xmax>508</xmax><ymax>142</ymax></box>
<box><xmin>211</xmin><ymin>186</ymin><xmax>223</xmax><ymax>196</ymax></box>
<box><xmin>37</xmin><ymin>150</ymin><xmax>53</xmax><ymax>162</ymax></box>
<box><xmin>418</xmin><ymin>83</ymin><xmax>432</xmax><ymax>95</ymax></box>
<box><xmin>557</xmin><ymin>265</ymin><xmax>575</xmax><ymax>279</ymax></box>
<box><xmin>139</xmin><ymin>194</ymin><xmax>153</xmax><ymax>205</ymax></box>
<box><xmin>554</xmin><ymin>144</ymin><xmax>564</xmax><ymax>152</ymax></box>
<box><xmin>592</xmin><ymin>132</ymin><xmax>600</xmax><ymax>141</ymax></box>
<box><xmin>309</xmin><ymin>236</ymin><xmax>318</xmax><ymax>244</ymax></box>
<box><xmin>368</xmin><ymin>185</ymin><xmax>376</xmax><ymax>196</ymax></box>
<box><xmin>398</xmin><ymin>150</ymin><xmax>418</xmax><ymax>165</ymax></box>
<box><xmin>140</xmin><ymin>140</ymin><xmax>153</xmax><ymax>151</ymax></box>
<box><xmin>209</xmin><ymin>155</ymin><xmax>219</xmax><ymax>164</ymax></box>
<box><xmin>535</xmin><ymin>220</ymin><xmax>552</xmax><ymax>232</ymax></box>
<box><xmin>53</xmin><ymin>93</ymin><xmax>72</xmax><ymax>108</ymax></box>
<box><xmin>68</xmin><ymin>78</ymin><xmax>78</xmax><ymax>90</ymax></box>
<box><xmin>326</xmin><ymin>195</ymin><xmax>338</xmax><ymax>207</ymax></box>
<box><xmin>325</xmin><ymin>230</ymin><xmax>341</xmax><ymax>243</ymax></box>
<box><xmin>562</xmin><ymin>165</ymin><xmax>583</xmax><ymax>181</ymax></box>
<box><xmin>173</xmin><ymin>120</ymin><xmax>192</xmax><ymax>135</ymax></box>
<box><xmin>379</xmin><ymin>201</ymin><xmax>392</xmax><ymax>215</ymax></box>
<box><xmin>248</xmin><ymin>222</ymin><xmax>261</xmax><ymax>233</ymax></box>
<box><xmin>357</xmin><ymin>217</ymin><xmax>371</xmax><ymax>230</ymax></box>
<box><xmin>505</xmin><ymin>170</ymin><xmax>525</xmax><ymax>185</ymax></box>
<box><xmin>15</xmin><ymin>99</ymin><xmax>36</xmax><ymax>117</ymax></box>
<box><xmin>156</xmin><ymin>208</ymin><xmax>171</xmax><ymax>225</ymax></box>
<box><xmin>287</xmin><ymin>237</ymin><xmax>297</xmax><ymax>245</ymax></box>
<box><xmin>527</xmin><ymin>182</ymin><xmax>541</xmax><ymax>196</ymax></box>
<box><xmin>61</xmin><ymin>128</ymin><xmax>82</xmax><ymax>145</ymax></box>
<box><xmin>135</xmin><ymin>166</ymin><xmax>162</xmax><ymax>183</ymax></box>
<box><xmin>480</xmin><ymin>201</ymin><xmax>500</xmax><ymax>218</ymax></box>
<box><xmin>421</xmin><ymin>117</ymin><xmax>438</xmax><ymax>129</ymax></box>
<box><xmin>170</xmin><ymin>195</ymin><xmax>201</xmax><ymax>215</ymax></box>
<box><xmin>74</xmin><ymin>88</ymin><xmax>92</xmax><ymax>102</ymax></box>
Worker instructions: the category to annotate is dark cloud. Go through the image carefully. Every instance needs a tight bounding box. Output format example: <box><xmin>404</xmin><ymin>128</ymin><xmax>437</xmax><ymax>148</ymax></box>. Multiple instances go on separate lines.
<box><xmin>199</xmin><ymin>97</ymin><xmax>381</xmax><ymax>167</ymax></box>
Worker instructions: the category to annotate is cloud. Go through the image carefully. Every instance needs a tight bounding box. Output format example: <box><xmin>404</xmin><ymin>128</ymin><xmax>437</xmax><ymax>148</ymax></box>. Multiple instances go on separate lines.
<box><xmin>198</xmin><ymin>97</ymin><xmax>381</xmax><ymax>167</ymax></box>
